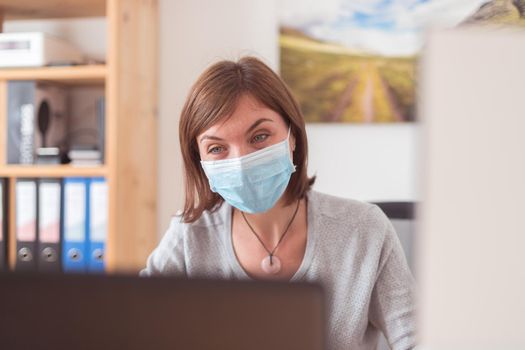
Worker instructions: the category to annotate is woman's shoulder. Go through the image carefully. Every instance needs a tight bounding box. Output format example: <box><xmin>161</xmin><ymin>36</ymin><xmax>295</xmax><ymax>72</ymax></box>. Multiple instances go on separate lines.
<box><xmin>308</xmin><ymin>189</ymin><xmax>379</xmax><ymax>219</ymax></box>
<box><xmin>140</xmin><ymin>203</ymin><xmax>230</xmax><ymax>277</ymax></box>
<box><xmin>165</xmin><ymin>202</ymin><xmax>229</xmax><ymax>239</ymax></box>
<box><xmin>172</xmin><ymin>201</ymin><xmax>228</xmax><ymax>225</ymax></box>
<box><xmin>308</xmin><ymin>190</ymin><xmax>392</xmax><ymax>240</ymax></box>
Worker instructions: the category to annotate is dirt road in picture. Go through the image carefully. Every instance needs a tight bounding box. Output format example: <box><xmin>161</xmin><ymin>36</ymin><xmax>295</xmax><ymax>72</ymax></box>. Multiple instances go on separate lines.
<box><xmin>327</xmin><ymin>62</ymin><xmax>403</xmax><ymax>122</ymax></box>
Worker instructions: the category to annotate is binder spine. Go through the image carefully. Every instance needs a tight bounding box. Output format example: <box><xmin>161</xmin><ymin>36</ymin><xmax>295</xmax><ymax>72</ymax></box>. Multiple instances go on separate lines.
<box><xmin>88</xmin><ymin>177</ymin><xmax>107</xmax><ymax>273</ymax></box>
<box><xmin>37</xmin><ymin>178</ymin><xmax>62</xmax><ymax>273</ymax></box>
<box><xmin>15</xmin><ymin>179</ymin><xmax>38</xmax><ymax>271</ymax></box>
<box><xmin>0</xmin><ymin>178</ymin><xmax>8</xmax><ymax>271</ymax></box>
<box><xmin>62</xmin><ymin>177</ymin><xmax>88</xmax><ymax>273</ymax></box>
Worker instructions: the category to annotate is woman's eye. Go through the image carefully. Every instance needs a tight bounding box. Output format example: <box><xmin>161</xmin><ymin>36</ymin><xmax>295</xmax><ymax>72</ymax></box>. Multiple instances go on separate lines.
<box><xmin>208</xmin><ymin>146</ymin><xmax>224</xmax><ymax>154</ymax></box>
<box><xmin>252</xmin><ymin>134</ymin><xmax>268</xmax><ymax>143</ymax></box>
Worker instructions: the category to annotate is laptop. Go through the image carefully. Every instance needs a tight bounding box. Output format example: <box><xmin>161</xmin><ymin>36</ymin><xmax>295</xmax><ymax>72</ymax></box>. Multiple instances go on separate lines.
<box><xmin>0</xmin><ymin>273</ymin><xmax>326</xmax><ymax>350</ymax></box>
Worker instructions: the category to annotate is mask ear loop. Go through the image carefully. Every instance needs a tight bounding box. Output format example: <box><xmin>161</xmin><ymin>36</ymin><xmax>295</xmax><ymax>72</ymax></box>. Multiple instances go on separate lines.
<box><xmin>286</xmin><ymin>125</ymin><xmax>297</xmax><ymax>170</ymax></box>
<box><xmin>287</xmin><ymin>125</ymin><xmax>295</xmax><ymax>151</ymax></box>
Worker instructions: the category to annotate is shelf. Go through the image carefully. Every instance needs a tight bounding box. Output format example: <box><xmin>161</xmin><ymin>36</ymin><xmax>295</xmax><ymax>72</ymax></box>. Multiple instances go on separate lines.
<box><xmin>0</xmin><ymin>164</ymin><xmax>108</xmax><ymax>178</ymax></box>
<box><xmin>0</xmin><ymin>65</ymin><xmax>106</xmax><ymax>85</ymax></box>
<box><xmin>0</xmin><ymin>0</ymin><xmax>105</xmax><ymax>20</ymax></box>
<box><xmin>0</xmin><ymin>0</ymin><xmax>158</xmax><ymax>274</ymax></box>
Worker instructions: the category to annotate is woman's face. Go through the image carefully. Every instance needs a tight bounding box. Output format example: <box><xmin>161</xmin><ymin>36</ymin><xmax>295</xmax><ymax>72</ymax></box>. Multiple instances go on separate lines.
<box><xmin>197</xmin><ymin>93</ymin><xmax>295</xmax><ymax>161</ymax></box>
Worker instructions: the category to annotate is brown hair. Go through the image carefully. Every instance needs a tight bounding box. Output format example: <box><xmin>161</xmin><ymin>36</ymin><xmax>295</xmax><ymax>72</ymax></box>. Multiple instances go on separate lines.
<box><xmin>179</xmin><ymin>56</ymin><xmax>315</xmax><ymax>223</ymax></box>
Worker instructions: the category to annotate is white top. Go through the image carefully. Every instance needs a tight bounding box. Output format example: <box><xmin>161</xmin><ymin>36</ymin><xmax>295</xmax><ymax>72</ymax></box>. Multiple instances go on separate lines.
<box><xmin>140</xmin><ymin>190</ymin><xmax>418</xmax><ymax>350</ymax></box>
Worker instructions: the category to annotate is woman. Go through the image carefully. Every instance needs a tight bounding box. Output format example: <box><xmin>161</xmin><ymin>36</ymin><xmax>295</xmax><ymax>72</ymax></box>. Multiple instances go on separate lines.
<box><xmin>140</xmin><ymin>56</ymin><xmax>417</xmax><ymax>350</ymax></box>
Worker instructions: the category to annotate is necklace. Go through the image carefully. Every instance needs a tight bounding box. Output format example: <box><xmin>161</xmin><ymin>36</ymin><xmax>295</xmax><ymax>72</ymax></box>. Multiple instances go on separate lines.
<box><xmin>240</xmin><ymin>199</ymin><xmax>301</xmax><ymax>275</ymax></box>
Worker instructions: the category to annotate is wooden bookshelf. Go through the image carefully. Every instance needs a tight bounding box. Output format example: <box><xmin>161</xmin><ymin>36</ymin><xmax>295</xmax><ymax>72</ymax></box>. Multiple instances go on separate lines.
<box><xmin>0</xmin><ymin>0</ymin><xmax>158</xmax><ymax>274</ymax></box>
<box><xmin>0</xmin><ymin>165</ymin><xmax>109</xmax><ymax>178</ymax></box>
<box><xmin>0</xmin><ymin>65</ymin><xmax>107</xmax><ymax>84</ymax></box>
<box><xmin>0</xmin><ymin>0</ymin><xmax>105</xmax><ymax>20</ymax></box>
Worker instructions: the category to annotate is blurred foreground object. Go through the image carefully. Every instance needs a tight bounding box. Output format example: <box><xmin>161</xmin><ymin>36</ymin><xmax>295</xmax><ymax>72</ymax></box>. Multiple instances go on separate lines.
<box><xmin>0</xmin><ymin>273</ymin><xmax>325</xmax><ymax>350</ymax></box>
<box><xmin>418</xmin><ymin>27</ymin><xmax>525</xmax><ymax>349</ymax></box>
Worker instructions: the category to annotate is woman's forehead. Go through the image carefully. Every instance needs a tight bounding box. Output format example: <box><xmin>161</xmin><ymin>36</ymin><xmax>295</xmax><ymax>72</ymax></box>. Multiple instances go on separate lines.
<box><xmin>198</xmin><ymin>94</ymin><xmax>285</xmax><ymax>138</ymax></box>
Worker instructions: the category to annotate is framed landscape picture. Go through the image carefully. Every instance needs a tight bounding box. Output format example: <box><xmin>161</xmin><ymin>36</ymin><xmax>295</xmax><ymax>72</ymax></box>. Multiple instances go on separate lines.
<box><xmin>279</xmin><ymin>0</ymin><xmax>525</xmax><ymax>123</ymax></box>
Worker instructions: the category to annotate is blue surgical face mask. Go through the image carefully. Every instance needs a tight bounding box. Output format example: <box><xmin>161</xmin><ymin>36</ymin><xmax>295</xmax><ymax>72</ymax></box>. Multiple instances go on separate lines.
<box><xmin>200</xmin><ymin>127</ymin><xmax>296</xmax><ymax>213</ymax></box>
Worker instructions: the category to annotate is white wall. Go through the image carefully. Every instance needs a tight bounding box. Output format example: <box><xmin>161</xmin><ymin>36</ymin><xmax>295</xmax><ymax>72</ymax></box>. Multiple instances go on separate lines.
<box><xmin>307</xmin><ymin>124</ymin><xmax>418</xmax><ymax>202</ymax></box>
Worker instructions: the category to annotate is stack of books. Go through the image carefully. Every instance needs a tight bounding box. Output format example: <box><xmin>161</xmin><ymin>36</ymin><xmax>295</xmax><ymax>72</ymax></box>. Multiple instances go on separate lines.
<box><xmin>68</xmin><ymin>146</ymin><xmax>102</xmax><ymax>166</ymax></box>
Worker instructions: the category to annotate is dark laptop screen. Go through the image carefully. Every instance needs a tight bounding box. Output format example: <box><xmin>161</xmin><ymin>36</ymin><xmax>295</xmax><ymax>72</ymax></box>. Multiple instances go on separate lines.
<box><xmin>0</xmin><ymin>273</ymin><xmax>326</xmax><ymax>350</ymax></box>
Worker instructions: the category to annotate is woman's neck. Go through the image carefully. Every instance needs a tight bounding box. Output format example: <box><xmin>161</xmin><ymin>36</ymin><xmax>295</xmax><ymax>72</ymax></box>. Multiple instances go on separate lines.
<box><xmin>233</xmin><ymin>195</ymin><xmax>303</xmax><ymax>245</ymax></box>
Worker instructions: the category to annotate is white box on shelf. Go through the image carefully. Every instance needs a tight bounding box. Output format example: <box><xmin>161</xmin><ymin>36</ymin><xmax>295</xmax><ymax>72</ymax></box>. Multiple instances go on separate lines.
<box><xmin>0</xmin><ymin>32</ymin><xmax>84</xmax><ymax>68</ymax></box>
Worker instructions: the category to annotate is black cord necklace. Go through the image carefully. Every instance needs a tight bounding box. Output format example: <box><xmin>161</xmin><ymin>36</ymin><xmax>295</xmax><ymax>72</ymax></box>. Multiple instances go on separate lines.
<box><xmin>241</xmin><ymin>199</ymin><xmax>301</xmax><ymax>275</ymax></box>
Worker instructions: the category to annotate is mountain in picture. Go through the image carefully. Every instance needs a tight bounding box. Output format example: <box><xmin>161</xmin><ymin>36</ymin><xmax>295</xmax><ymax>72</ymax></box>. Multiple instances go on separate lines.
<box><xmin>461</xmin><ymin>0</ymin><xmax>525</xmax><ymax>26</ymax></box>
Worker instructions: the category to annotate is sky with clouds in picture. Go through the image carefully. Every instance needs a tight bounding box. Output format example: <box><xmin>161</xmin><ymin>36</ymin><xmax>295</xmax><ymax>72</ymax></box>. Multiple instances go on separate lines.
<box><xmin>278</xmin><ymin>0</ymin><xmax>488</xmax><ymax>56</ymax></box>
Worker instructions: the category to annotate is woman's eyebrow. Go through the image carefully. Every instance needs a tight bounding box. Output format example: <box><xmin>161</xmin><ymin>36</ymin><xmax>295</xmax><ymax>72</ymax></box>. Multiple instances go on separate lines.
<box><xmin>199</xmin><ymin>118</ymin><xmax>274</xmax><ymax>144</ymax></box>
<box><xmin>245</xmin><ymin>118</ymin><xmax>274</xmax><ymax>134</ymax></box>
<box><xmin>199</xmin><ymin>135</ymin><xmax>224</xmax><ymax>143</ymax></box>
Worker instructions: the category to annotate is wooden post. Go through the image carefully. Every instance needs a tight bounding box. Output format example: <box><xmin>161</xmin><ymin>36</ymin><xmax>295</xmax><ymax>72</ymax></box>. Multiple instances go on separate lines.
<box><xmin>106</xmin><ymin>0</ymin><xmax>158</xmax><ymax>273</ymax></box>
